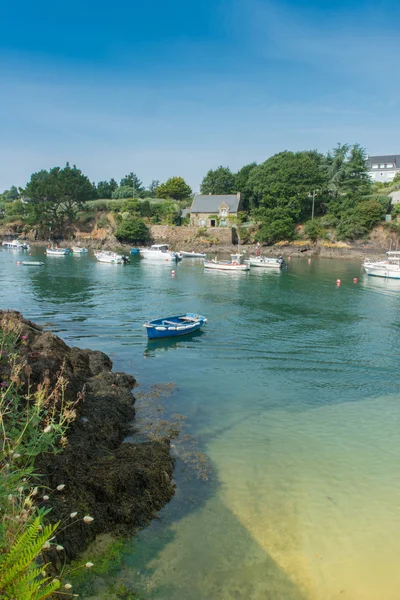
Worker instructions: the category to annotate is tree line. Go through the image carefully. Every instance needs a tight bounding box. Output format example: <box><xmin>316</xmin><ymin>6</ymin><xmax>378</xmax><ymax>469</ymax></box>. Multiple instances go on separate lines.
<box><xmin>1</xmin><ymin>143</ymin><xmax>398</xmax><ymax>243</ymax></box>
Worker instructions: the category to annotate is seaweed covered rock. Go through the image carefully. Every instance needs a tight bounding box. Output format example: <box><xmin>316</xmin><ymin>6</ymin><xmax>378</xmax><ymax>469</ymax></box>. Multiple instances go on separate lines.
<box><xmin>0</xmin><ymin>311</ymin><xmax>175</xmax><ymax>563</ymax></box>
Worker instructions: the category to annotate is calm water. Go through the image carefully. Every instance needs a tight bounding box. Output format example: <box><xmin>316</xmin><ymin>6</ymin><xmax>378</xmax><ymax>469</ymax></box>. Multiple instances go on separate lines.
<box><xmin>2</xmin><ymin>247</ymin><xmax>400</xmax><ymax>600</ymax></box>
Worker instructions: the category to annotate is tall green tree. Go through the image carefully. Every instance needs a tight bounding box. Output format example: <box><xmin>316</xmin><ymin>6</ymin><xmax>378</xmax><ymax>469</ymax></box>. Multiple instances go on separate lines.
<box><xmin>247</xmin><ymin>151</ymin><xmax>326</xmax><ymax>219</ymax></box>
<box><xmin>120</xmin><ymin>172</ymin><xmax>144</xmax><ymax>197</ymax></box>
<box><xmin>156</xmin><ymin>177</ymin><xmax>192</xmax><ymax>201</ymax></box>
<box><xmin>97</xmin><ymin>178</ymin><xmax>118</xmax><ymax>199</ymax></box>
<box><xmin>235</xmin><ymin>162</ymin><xmax>257</xmax><ymax>210</ymax></box>
<box><xmin>25</xmin><ymin>163</ymin><xmax>94</xmax><ymax>233</ymax></box>
<box><xmin>4</xmin><ymin>185</ymin><xmax>20</xmax><ymax>201</ymax></box>
<box><xmin>323</xmin><ymin>143</ymin><xmax>371</xmax><ymax>199</ymax></box>
<box><xmin>200</xmin><ymin>166</ymin><xmax>236</xmax><ymax>195</ymax></box>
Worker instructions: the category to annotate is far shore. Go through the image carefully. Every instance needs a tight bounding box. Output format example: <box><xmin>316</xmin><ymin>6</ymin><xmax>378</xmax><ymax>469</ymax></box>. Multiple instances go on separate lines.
<box><xmin>11</xmin><ymin>238</ymin><xmax>392</xmax><ymax>261</ymax></box>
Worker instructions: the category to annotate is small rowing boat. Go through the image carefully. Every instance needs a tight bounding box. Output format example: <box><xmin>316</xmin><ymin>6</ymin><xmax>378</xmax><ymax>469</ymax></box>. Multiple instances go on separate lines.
<box><xmin>22</xmin><ymin>261</ymin><xmax>44</xmax><ymax>266</ymax></box>
<box><xmin>203</xmin><ymin>259</ymin><xmax>249</xmax><ymax>272</ymax></box>
<box><xmin>178</xmin><ymin>251</ymin><xmax>207</xmax><ymax>258</ymax></box>
<box><xmin>71</xmin><ymin>246</ymin><xmax>88</xmax><ymax>254</ymax></box>
<box><xmin>46</xmin><ymin>247</ymin><xmax>70</xmax><ymax>256</ymax></box>
<box><xmin>144</xmin><ymin>313</ymin><xmax>207</xmax><ymax>339</ymax></box>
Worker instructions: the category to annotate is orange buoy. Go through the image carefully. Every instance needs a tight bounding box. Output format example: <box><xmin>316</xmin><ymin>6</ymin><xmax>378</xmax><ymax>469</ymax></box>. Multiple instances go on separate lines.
<box><xmin>288</xmin><ymin>256</ymin><xmax>291</xmax><ymax>261</ymax></box>
<box><xmin>336</xmin><ymin>279</ymin><xmax>341</xmax><ymax>286</ymax></box>
<box><xmin>171</xmin><ymin>270</ymin><xmax>175</xmax><ymax>277</ymax></box>
<box><xmin>308</xmin><ymin>258</ymin><xmax>311</xmax><ymax>264</ymax></box>
<box><xmin>17</xmin><ymin>261</ymin><xmax>21</xmax><ymax>265</ymax></box>
<box><xmin>353</xmin><ymin>277</ymin><xmax>358</xmax><ymax>283</ymax></box>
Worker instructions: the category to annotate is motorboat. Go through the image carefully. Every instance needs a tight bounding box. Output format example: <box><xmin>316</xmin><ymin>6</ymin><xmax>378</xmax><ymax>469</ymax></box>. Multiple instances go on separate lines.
<box><xmin>71</xmin><ymin>246</ymin><xmax>88</xmax><ymax>254</ymax></box>
<box><xmin>204</xmin><ymin>259</ymin><xmax>249</xmax><ymax>272</ymax></box>
<box><xmin>139</xmin><ymin>244</ymin><xmax>180</xmax><ymax>262</ymax></box>
<box><xmin>144</xmin><ymin>313</ymin><xmax>207</xmax><ymax>340</ymax></box>
<box><xmin>363</xmin><ymin>251</ymin><xmax>400</xmax><ymax>279</ymax></box>
<box><xmin>245</xmin><ymin>255</ymin><xmax>285</xmax><ymax>269</ymax></box>
<box><xmin>94</xmin><ymin>250</ymin><xmax>130</xmax><ymax>264</ymax></box>
<box><xmin>46</xmin><ymin>247</ymin><xmax>70</xmax><ymax>256</ymax></box>
<box><xmin>178</xmin><ymin>250</ymin><xmax>207</xmax><ymax>259</ymax></box>
<box><xmin>2</xmin><ymin>239</ymin><xmax>30</xmax><ymax>250</ymax></box>
<box><xmin>21</xmin><ymin>261</ymin><xmax>44</xmax><ymax>266</ymax></box>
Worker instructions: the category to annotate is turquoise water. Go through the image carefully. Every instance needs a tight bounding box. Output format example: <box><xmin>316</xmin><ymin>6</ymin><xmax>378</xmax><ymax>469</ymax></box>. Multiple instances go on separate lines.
<box><xmin>2</xmin><ymin>247</ymin><xmax>400</xmax><ymax>599</ymax></box>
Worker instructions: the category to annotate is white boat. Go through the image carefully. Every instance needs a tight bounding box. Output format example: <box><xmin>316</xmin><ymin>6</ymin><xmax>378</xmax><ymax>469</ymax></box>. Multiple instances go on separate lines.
<box><xmin>178</xmin><ymin>250</ymin><xmax>207</xmax><ymax>259</ymax></box>
<box><xmin>204</xmin><ymin>259</ymin><xmax>249</xmax><ymax>272</ymax></box>
<box><xmin>364</xmin><ymin>252</ymin><xmax>400</xmax><ymax>279</ymax></box>
<box><xmin>72</xmin><ymin>246</ymin><xmax>88</xmax><ymax>254</ymax></box>
<box><xmin>139</xmin><ymin>244</ymin><xmax>180</xmax><ymax>262</ymax></box>
<box><xmin>22</xmin><ymin>261</ymin><xmax>44</xmax><ymax>266</ymax></box>
<box><xmin>245</xmin><ymin>255</ymin><xmax>285</xmax><ymax>269</ymax></box>
<box><xmin>2</xmin><ymin>239</ymin><xmax>30</xmax><ymax>250</ymax></box>
<box><xmin>94</xmin><ymin>250</ymin><xmax>129</xmax><ymax>264</ymax></box>
<box><xmin>46</xmin><ymin>247</ymin><xmax>70</xmax><ymax>256</ymax></box>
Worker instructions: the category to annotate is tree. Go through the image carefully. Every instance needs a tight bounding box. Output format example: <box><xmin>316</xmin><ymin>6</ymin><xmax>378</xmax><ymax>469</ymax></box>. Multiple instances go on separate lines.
<box><xmin>200</xmin><ymin>166</ymin><xmax>236</xmax><ymax>195</ymax></box>
<box><xmin>336</xmin><ymin>200</ymin><xmax>384</xmax><ymax>240</ymax></box>
<box><xmin>234</xmin><ymin>163</ymin><xmax>257</xmax><ymax>211</ymax></box>
<box><xmin>323</xmin><ymin>143</ymin><xmax>371</xmax><ymax>199</ymax></box>
<box><xmin>24</xmin><ymin>163</ymin><xmax>93</xmax><ymax>234</ymax></box>
<box><xmin>97</xmin><ymin>179</ymin><xmax>118</xmax><ymax>199</ymax></box>
<box><xmin>119</xmin><ymin>173</ymin><xmax>144</xmax><ymax>197</ymax></box>
<box><xmin>115</xmin><ymin>217</ymin><xmax>150</xmax><ymax>243</ymax></box>
<box><xmin>148</xmin><ymin>180</ymin><xmax>160</xmax><ymax>195</ymax></box>
<box><xmin>4</xmin><ymin>186</ymin><xmax>20</xmax><ymax>201</ymax></box>
<box><xmin>156</xmin><ymin>177</ymin><xmax>192</xmax><ymax>201</ymax></box>
<box><xmin>254</xmin><ymin>207</ymin><xmax>296</xmax><ymax>244</ymax></box>
<box><xmin>304</xmin><ymin>219</ymin><xmax>323</xmax><ymax>243</ymax></box>
<box><xmin>112</xmin><ymin>186</ymin><xmax>136</xmax><ymax>199</ymax></box>
<box><xmin>247</xmin><ymin>151</ymin><xmax>326</xmax><ymax>218</ymax></box>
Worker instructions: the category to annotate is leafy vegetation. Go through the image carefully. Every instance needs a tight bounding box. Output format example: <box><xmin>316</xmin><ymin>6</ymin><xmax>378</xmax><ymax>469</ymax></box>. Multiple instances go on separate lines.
<box><xmin>115</xmin><ymin>217</ymin><xmax>150</xmax><ymax>243</ymax></box>
<box><xmin>156</xmin><ymin>176</ymin><xmax>192</xmax><ymax>201</ymax></box>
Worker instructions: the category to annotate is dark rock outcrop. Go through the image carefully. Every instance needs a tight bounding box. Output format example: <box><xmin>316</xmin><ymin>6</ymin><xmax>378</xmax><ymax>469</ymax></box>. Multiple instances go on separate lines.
<box><xmin>1</xmin><ymin>311</ymin><xmax>175</xmax><ymax>563</ymax></box>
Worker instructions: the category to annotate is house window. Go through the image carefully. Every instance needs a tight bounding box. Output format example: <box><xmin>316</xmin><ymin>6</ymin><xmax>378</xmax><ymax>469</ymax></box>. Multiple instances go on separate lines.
<box><xmin>199</xmin><ymin>219</ymin><xmax>206</xmax><ymax>227</ymax></box>
<box><xmin>220</xmin><ymin>220</ymin><xmax>227</xmax><ymax>226</ymax></box>
<box><xmin>372</xmin><ymin>164</ymin><xmax>378</xmax><ymax>168</ymax></box>
<box><xmin>220</xmin><ymin>208</ymin><xmax>227</xmax><ymax>217</ymax></box>
<box><xmin>386</xmin><ymin>163</ymin><xmax>393</xmax><ymax>168</ymax></box>
<box><xmin>379</xmin><ymin>164</ymin><xmax>384</xmax><ymax>168</ymax></box>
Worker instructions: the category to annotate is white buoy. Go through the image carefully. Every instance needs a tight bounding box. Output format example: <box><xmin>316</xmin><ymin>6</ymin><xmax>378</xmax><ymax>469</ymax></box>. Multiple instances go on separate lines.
<box><xmin>172</xmin><ymin>270</ymin><xmax>175</xmax><ymax>277</ymax></box>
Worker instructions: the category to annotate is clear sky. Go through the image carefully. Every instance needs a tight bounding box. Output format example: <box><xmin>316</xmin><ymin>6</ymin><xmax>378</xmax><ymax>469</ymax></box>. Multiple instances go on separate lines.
<box><xmin>1</xmin><ymin>0</ymin><xmax>399</xmax><ymax>192</ymax></box>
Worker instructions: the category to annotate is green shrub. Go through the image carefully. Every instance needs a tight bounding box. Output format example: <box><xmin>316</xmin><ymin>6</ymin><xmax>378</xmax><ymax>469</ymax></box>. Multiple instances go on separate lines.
<box><xmin>112</xmin><ymin>186</ymin><xmax>135</xmax><ymax>199</ymax></box>
<box><xmin>304</xmin><ymin>220</ymin><xmax>323</xmax><ymax>243</ymax></box>
<box><xmin>115</xmin><ymin>217</ymin><xmax>150</xmax><ymax>243</ymax></box>
<box><xmin>96</xmin><ymin>214</ymin><xmax>110</xmax><ymax>229</ymax></box>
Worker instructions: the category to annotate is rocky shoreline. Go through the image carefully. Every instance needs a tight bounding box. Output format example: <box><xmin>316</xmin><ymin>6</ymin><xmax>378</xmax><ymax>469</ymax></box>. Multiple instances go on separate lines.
<box><xmin>1</xmin><ymin>311</ymin><xmax>175</xmax><ymax>566</ymax></box>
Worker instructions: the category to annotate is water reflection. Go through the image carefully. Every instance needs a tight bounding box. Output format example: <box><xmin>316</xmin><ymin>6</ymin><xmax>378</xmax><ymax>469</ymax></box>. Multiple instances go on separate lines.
<box><xmin>144</xmin><ymin>330</ymin><xmax>205</xmax><ymax>357</ymax></box>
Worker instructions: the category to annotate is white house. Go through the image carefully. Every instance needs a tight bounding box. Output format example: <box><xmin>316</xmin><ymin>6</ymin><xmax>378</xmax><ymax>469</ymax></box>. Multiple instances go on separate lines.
<box><xmin>367</xmin><ymin>155</ymin><xmax>400</xmax><ymax>183</ymax></box>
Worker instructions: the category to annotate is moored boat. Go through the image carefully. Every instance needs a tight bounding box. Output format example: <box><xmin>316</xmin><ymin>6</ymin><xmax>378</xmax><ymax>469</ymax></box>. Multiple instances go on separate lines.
<box><xmin>363</xmin><ymin>251</ymin><xmax>400</xmax><ymax>279</ymax></box>
<box><xmin>46</xmin><ymin>247</ymin><xmax>70</xmax><ymax>256</ymax></box>
<box><xmin>2</xmin><ymin>239</ymin><xmax>31</xmax><ymax>250</ymax></box>
<box><xmin>204</xmin><ymin>259</ymin><xmax>249</xmax><ymax>272</ymax></box>
<box><xmin>144</xmin><ymin>313</ymin><xmax>207</xmax><ymax>339</ymax></box>
<box><xmin>245</xmin><ymin>255</ymin><xmax>285</xmax><ymax>269</ymax></box>
<box><xmin>71</xmin><ymin>246</ymin><xmax>88</xmax><ymax>254</ymax></box>
<box><xmin>94</xmin><ymin>250</ymin><xmax>130</xmax><ymax>264</ymax></box>
<box><xmin>139</xmin><ymin>244</ymin><xmax>180</xmax><ymax>262</ymax></box>
<box><xmin>21</xmin><ymin>261</ymin><xmax>45</xmax><ymax>266</ymax></box>
<box><xmin>178</xmin><ymin>250</ymin><xmax>207</xmax><ymax>259</ymax></box>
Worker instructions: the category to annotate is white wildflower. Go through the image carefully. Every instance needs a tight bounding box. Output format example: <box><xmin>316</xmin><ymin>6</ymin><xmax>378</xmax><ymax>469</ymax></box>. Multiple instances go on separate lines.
<box><xmin>85</xmin><ymin>562</ymin><xmax>94</xmax><ymax>568</ymax></box>
<box><xmin>56</xmin><ymin>484</ymin><xmax>65</xmax><ymax>491</ymax></box>
<box><xmin>13</xmin><ymin>453</ymin><xmax>21</xmax><ymax>459</ymax></box>
<box><xmin>43</xmin><ymin>495</ymin><xmax>49</xmax><ymax>501</ymax></box>
<box><xmin>7</xmin><ymin>494</ymin><xmax>13</xmax><ymax>502</ymax></box>
<box><xmin>56</xmin><ymin>545</ymin><xmax>64</xmax><ymax>551</ymax></box>
<box><xmin>17</xmin><ymin>486</ymin><xmax>23</xmax><ymax>493</ymax></box>
<box><xmin>64</xmin><ymin>583</ymin><xmax>73</xmax><ymax>589</ymax></box>
<box><xmin>41</xmin><ymin>571</ymin><xmax>47</xmax><ymax>577</ymax></box>
<box><xmin>83</xmin><ymin>515</ymin><xmax>94</xmax><ymax>524</ymax></box>
<box><xmin>43</xmin><ymin>425</ymin><xmax>52</xmax><ymax>433</ymax></box>
<box><xmin>70</xmin><ymin>511</ymin><xmax>78</xmax><ymax>518</ymax></box>
<box><xmin>42</xmin><ymin>541</ymin><xmax>51</xmax><ymax>549</ymax></box>
<box><xmin>32</xmin><ymin>487</ymin><xmax>38</xmax><ymax>496</ymax></box>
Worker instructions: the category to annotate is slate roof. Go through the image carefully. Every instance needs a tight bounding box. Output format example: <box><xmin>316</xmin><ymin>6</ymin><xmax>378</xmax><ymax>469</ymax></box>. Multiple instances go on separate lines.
<box><xmin>191</xmin><ymin>194</ymin><xmax>241</xmax><ymax>213</ymax></box>
<box><xmin>367</xmin><ymin>155</ymin><xmax>400</xmax><ymax>169</ymax></box>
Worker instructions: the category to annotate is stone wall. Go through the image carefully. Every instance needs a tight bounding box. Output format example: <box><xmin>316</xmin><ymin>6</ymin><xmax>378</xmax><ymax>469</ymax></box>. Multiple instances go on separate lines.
<box><xmin>149</xmin><ymin>225</ymin><xmax>234</xmax><ymax>247</ymax></box>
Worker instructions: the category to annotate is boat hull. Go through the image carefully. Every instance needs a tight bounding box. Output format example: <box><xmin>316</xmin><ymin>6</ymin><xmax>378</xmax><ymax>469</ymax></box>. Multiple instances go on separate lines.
<box><xmin>245</xmin><ymin>257</ymin><xmax>284</xmax><ymax>269</ymax></box>
<box><xmin>22</xmin><ymin>261</ymin><xmax>44</xmax><ymax>266</ymax></box>
<box><xmin>179</xmin><ymin>251</ymin><xmax>206</xmax><ymax>258</ymax></box>
<box><xmin>364</xmin><ymin>266</ymin><xmax>400</xmax><ymax>279</ymax></box>
<box><xmin>144</xmin><ymin>313</ymin><xmax>207</xmax><ymax>339</ymax></box>
<box><xmin>204</xmin><ymin>260</ymin><xmax>249</xmax><ymax>271</ymax></box>
<box><xmin>46</xmin><ymin>249</ymin><xmax>70</xmax><ymax>256</ymax></box>
<box><xmin>72</xmin><ymin>247</ymin><xmax>88</xmax><ymax>254</ymax></box>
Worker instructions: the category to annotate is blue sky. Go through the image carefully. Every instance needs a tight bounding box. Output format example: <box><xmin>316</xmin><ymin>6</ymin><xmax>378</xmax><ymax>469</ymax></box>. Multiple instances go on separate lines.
<box><xmin>1</xmin><ymin>0</ymin><xmax>399</xmax><ymax>192</ymax></box>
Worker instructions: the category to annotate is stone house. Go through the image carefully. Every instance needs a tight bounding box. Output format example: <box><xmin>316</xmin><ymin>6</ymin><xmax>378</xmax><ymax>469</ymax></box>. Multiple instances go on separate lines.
<box><xmin>190</xmin><ymin>193</ymin><xmax>243</xmax><ymax>227</ymax></box>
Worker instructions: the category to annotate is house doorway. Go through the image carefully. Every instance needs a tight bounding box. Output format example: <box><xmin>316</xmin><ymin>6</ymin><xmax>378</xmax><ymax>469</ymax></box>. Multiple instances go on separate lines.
<box><xmin>210</xmin><ymin>219</ymin><xmax>216</xmax><ymax>227</ymax></box>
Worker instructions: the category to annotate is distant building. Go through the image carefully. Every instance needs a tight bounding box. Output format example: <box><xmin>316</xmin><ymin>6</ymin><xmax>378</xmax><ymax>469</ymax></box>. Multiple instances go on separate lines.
<box><xmin>190</xmin><ymin>193</ymin><xmax>243</xmax><ymax>227</ymax></box>
<box><xmin>367</xmin><ymin>155</ymin><xmax>400</xmax><ymax>183</ymax></box>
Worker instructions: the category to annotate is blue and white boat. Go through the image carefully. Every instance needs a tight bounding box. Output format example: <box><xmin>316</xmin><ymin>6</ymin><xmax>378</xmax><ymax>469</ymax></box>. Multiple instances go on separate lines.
<box><xmin>144</xmin><ymin>313</ymin><xmax>207</xmax><ymax>339</ymax></box>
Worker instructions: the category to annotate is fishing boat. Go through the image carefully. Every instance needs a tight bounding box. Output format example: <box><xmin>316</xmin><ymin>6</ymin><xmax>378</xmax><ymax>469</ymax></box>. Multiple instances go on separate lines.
<box><xmin>178</xmin><ymin>250</ymin><xmax>207</xmax><ymax>259</ymax></box>
<box><xmin>21</xmin><ymin>261</ymin><xmax>44</xmax><ymax>266</ymax></box>
<box><xmin>94</xmin><ymin>250</ymin><xmax>130</xmax><ymax>264</ymax></box>
<box><xmin>245</xmin><ymin>255</ymin><xmax>285</xmax><ymax>269</ymax></box>
<box><xmin>2</xmin><ymin>239</ymin><xmax>31</xmax><ymax>250</ymax></box>
<box><xmin>363</xmin><ymin>252</ymin><xmax>400</xmax><ymax>279</ymax></box>
<box><xmin>144</xmin><ymin>313</ymin><xmax>207</xmax><ymax>339</ymax></box>
<box><xmin>71</xmin><ymin>246</ymin><xmax>88</xmax><ymax>254</ymax></box>
<box><xmin>139</xmin><ymin>244</ymin><xmax>180</xmax><ymax>262</ymax></box>
<box><xmin>204</xmin><ymin>259</ymin><xmax>249</xmax><ymax>272</ymax></box>
<box><xmin>46</xmin><ymin>247</ymin><xmax>70</xmax><ymax>256</ymax></box>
